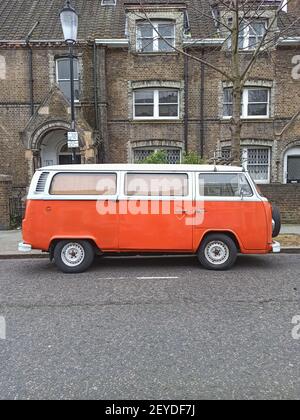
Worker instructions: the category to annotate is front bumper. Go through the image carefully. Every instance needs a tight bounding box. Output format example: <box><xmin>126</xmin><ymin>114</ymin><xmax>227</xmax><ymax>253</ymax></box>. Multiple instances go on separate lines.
<box><xmin>18</xmin><ymin>242</ymin><xmax>32</xmax><ymax>253</ymax></box>
<box><xmin>272</xmin><ymin>241</ymin><xmax>281</xmax><ymax>253</ymax></box>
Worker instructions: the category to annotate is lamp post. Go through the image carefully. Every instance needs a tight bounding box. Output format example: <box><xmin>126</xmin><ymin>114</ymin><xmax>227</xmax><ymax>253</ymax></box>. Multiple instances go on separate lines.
<box><xmin>60</xmin><ymin>0</ymin><xmax>79</xmax><ymax>164</ymax></box>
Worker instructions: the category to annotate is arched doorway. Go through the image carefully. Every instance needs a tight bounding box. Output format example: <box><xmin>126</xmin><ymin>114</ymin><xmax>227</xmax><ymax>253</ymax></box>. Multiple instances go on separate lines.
<box><xmin>283</xmin><ymin>146</ymin><xmax>300</xmax><ymax>183</ymax></box>
<box><xmin>40</xmin><ymin>129</ymin><xmax>81</xmax><ymax>167</ymax></box>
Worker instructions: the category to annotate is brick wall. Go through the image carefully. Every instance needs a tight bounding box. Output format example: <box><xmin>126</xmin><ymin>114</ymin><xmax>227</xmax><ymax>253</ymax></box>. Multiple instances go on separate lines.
<box><xmin>0</xmin><ymin>174</ymin><xmax>12</xmax><ymax>230</ymax></box>
<box><xmin>260</xmin><ymin>184</ymin><xmax>300</xmax><ymax>224</ymax></box>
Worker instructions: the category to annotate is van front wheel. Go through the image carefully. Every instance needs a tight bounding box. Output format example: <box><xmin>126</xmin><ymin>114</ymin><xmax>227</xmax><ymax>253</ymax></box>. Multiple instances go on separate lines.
<box><xmin>53</xmin><ymin>240</ymin><xmax>95</xmax><ymax>273</ymax></box>
<box><xmin>198</xmin><ymin>234</ymin><xmax>237</xmax><ymax>271</ymax></box>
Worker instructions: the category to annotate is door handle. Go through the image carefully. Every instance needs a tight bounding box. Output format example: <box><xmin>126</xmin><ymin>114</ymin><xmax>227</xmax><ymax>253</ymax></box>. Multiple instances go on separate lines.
<box><xmin>175</xmin><ymin>209</ymin><xmax>190</xmax><ymax>215</ymax></box>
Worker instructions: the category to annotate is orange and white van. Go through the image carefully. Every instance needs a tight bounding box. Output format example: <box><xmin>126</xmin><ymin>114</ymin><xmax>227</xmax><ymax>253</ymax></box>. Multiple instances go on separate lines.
<box><xmin>19</xmin><ymin>164</ymin><xmax>281</xmax><ymax>273</ymax></box>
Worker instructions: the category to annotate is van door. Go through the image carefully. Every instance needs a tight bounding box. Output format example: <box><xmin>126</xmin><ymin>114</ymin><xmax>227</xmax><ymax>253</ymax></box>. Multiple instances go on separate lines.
<box><xmin>194</xmin><ymin>172</ymin><xmax>268</xmax><ymax>251</ymax></box>
<box><xmin>118</xmin><ymin>171</ymin><xmax>194</xmax><ymax>251</ymax></box>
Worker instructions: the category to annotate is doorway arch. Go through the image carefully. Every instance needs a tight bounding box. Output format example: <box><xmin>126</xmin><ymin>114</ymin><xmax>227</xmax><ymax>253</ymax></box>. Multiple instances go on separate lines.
<box><xmin>40</xmin><ymin>129</ymin><xmax>81</xmax><ymax>167</ymax></box>
<box><xmin>283</xmin><ymin>145</ymin><xmax>300</xmax><ymax>183</ymax></box>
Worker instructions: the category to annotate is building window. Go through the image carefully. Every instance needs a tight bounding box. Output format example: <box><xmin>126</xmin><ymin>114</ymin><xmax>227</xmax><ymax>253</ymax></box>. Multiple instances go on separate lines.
<box><xmin>137</xmin><ymin>20</ymin><xmax>175</xmax><ymax>53</ymax></box>
<box><xmin>56</xmin><ymin>58</ymin><xmax>80</xmax><ymax>102</ymax></box>
<box><xmin>221</xmin><ymin>146</ymin><xmax>271</xmax><ymax>183</ymax></box>
<box><xmin>134</xmin><ymin>89</ymin><xmax>179</xmax><ymax>119</ymax></box>
<box><xmin>133</xmin><ymin>148</ymin><xmax>181</xmax><ymax>164</ymax></box>
<box><xmin>101</xmin><ymin>0</ymin><xmax>116</xmax><ymax>5</ymax></box>
<box><xmin>223</xmin><ymin>87</ymin><xmax>270</xmax><ymax>119</ymax></box>
<box><xmin>239</xmin><ymin>20</ymin><xmax>267</xmax><ymax>50</ymax></box>
<box><xmin>228</xmin><ymin>19</ymin><xmax>267</xmax><ymax>50</ymax></box>
<box><xmin>246</xmin><ymin>147</ymin><xmax>271</xmax><ymax>183</ymax></box>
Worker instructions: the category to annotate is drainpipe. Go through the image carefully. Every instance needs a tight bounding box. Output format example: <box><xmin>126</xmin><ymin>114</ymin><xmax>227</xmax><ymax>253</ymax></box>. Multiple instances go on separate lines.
<box><xmin>200</xmin><ymin>48</ymin><xmax>205</xmax><ymax>159</ymax></box>
<box><xmin>184</xmin><ymin>54</ymin><xmax>189</xmax><ymax>154</ymax></box>
<box><xmin>93</xmin><ymin>42</ymin><xmax>99</xmax><ymax>131</ymax></box>
<box><xmin>25</xmin><ymin>22</ymin><xmax>39</xmax><ymax>116</ymax></box>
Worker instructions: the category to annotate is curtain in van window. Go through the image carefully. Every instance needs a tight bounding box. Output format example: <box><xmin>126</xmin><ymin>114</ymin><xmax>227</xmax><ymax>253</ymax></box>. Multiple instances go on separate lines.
<box><xmin>50</xmin><ymin>173</ymin><xmax>117</xmax><ymax>195</ymax></box>
<box><xmin>125</xmin><ymin>173</ymin><xmax>188</xmax><ymax>197</ymax></box>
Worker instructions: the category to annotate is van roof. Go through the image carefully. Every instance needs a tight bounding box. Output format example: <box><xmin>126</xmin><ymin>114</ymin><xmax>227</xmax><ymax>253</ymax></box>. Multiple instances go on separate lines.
<box><xmin>39</xmin><ymin>164</ymin><xmax>245</xmax><ymax>172</ymax></box>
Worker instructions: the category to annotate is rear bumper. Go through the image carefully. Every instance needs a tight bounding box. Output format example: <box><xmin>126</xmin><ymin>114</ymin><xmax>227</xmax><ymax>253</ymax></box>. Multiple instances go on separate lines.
<box><xmin>272</xmin><ymin>241</ymin><xmax>281</xmax><ymax>253</ymax></box>
<box><xmin>18</xmin><ymin>242</ymin><xmax>32</xmax><ymax>253</ymax></box>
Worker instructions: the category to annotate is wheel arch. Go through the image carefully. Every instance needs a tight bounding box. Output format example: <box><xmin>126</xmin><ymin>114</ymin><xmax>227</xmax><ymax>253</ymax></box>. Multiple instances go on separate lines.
<box><xmin>49</xmin><ymin>237</ymin><xmax>102</xmax><ymax>261</ymax></box>
<box><xmin>197</xmin><ymin>230</ymin><xmax>242</xmax><ymax>253</ymax></box>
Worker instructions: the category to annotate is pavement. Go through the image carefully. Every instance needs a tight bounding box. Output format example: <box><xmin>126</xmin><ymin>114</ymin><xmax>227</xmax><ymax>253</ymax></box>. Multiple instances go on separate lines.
<box><xmin>0</xmin><ymin>225</ymin><xmax>299</xmax><ymax>258</ymax></box>
<box><xmin>0</xmin><ymin>254</ymin><xmax>300</xmax><ymax>400</ymax></box>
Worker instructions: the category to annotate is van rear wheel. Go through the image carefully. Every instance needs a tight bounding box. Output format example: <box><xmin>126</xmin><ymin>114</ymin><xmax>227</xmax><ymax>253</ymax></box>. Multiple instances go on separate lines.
<box><xmin>53</xmin><ymin>240</ymin><xmax>95</xmax><ymax>274</ymax></box>
<box><xmin>198</xmin><ymin>234</ymin><xmax>237</xmax><ymax>271</ymax></box>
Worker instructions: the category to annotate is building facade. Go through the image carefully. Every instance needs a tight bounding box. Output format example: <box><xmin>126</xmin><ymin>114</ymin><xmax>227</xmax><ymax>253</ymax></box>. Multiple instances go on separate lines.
<box><xmin>0</xmin><ymin>0</ymin><xmax>300</xmax><ymax>228</ymax></box>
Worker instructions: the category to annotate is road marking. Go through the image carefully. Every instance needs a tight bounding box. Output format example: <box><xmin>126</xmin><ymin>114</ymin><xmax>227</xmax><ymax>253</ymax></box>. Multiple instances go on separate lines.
<box><xmin>99</xmin><ymin>276</ymin><xmax>179</xmax><ymax>280</ymax></box>
<box><xmin>136</xmin><ymin>276</ymin><xmax>179</xmax><ymax>280</ymax></box>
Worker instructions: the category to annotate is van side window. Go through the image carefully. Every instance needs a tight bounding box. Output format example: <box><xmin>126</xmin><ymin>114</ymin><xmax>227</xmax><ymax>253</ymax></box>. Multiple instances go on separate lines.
<box><xmin>125</xmin><ymin>173</ymin><xmax>189</xmax><ymax>197</ymax></box>
<box><xmin>199</xmin><ymin>173</ymin><xmax>253</xmax><ymax>197</ymax></box>
<box><xmin>50</xmin><ymin>173</ymin><xmax>117</xmax><ymax>195</ymax></box>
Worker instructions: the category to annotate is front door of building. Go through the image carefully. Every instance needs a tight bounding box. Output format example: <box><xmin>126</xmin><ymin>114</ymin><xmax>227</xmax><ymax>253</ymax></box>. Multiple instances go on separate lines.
<box><xmin>59</xmin><ymin>155</ymin><xmax>81</xmax><ymax>165</ymax></box>
<box><xmin>287</xmin><ymin>156</ymin><xmax>300</xmax><ymax>183</ymax></box>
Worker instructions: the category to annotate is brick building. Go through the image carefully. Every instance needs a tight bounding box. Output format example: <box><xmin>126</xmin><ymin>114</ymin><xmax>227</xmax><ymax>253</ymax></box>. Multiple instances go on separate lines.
<box><xmin>0</xmin><ymin>0</ymin><xmax>300</xmax><ymax>228</ymax></box>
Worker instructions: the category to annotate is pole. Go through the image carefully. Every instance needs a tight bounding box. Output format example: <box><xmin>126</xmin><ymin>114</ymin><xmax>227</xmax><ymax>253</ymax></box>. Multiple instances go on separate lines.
<box><xmin>69</xmin><ymin>43</ymin><xmax>76</xmax><ymax>164</ymax></box>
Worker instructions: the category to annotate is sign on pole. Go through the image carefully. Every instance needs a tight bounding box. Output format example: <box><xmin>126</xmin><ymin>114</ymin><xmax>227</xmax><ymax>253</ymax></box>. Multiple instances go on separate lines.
<box><xmin>67</xmin><ymin>131</ymin><xmax>79</xmax><ymax>148</ymax></box>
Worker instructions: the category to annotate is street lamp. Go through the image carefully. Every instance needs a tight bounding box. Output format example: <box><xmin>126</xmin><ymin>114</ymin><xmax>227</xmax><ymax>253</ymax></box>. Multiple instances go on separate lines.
<box><xmin>60</xmin><ymin>0</ymin><xmax>79</xmax><ymax>164</ymax></box>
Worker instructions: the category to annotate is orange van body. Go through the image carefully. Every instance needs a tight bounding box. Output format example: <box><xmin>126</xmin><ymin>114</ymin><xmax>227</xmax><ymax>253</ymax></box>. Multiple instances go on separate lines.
<box><xmin>21</xmin><ymin>164</ymin><xmax>274</xmax><ymax>257</ymax></box>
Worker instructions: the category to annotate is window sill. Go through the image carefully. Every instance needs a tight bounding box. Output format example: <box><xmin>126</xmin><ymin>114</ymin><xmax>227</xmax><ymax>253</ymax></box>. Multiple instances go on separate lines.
<box><xmin>222</xmin><ymin>117</ymin><xmax>272</xmax><ymax>122</ymax></box>
<box><xmin>131</xmin><ymin>119</ymin><xmax>183</xmax><ymax>124</ymax></box>
<box><xmin>134</xmin><ymin>52</ymin><xmax>179</xmax><ymax>57</ymax></box>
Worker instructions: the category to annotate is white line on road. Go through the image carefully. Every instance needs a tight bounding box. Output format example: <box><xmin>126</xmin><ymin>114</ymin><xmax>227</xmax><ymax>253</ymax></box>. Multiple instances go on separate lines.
<box><xmin>99</xmin><ymin>276</ymin><xmax>179</xmax><ymax>280</ymax></box>
<box><xmin>136</xmin><ymin>276</ymin><xmax>179</xmax><ymax>280</ymax></box>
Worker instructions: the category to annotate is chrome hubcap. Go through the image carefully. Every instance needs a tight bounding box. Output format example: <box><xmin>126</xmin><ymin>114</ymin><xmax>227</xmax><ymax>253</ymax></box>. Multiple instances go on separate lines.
<box><xmin>205</xmin><ymin>241</ymin><xmax>230</xmax><ymax>265</ymax></box>
<box><xmin>61</xmin><ymin>243</ymin><xmax>85</xmax><ymax>267</ymax></box>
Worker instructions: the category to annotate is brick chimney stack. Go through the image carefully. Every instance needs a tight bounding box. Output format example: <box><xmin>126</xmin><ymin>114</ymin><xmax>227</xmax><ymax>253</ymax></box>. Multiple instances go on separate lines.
<box><xmin>288</xmin><ymin>0</ymin><xmax>300</xmax><ymax>15</ymax></box>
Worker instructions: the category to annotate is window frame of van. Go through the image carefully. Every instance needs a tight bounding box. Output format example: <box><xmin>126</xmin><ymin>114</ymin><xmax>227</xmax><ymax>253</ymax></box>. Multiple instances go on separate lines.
<box><xmin>196</xmin><ymin>172</ymin><xmax>258</xmax><ymax>202</ymax></box>
<box><xmin>120</xmin><ymin>171</ymin><xmax>192</xmax><ymax>201</ymax></box>
<box><xmin>133</xmin><ymin>88</ymin><xmax>180</xmax><ymax>120</ymax></box>
<box><xmin>46</xmin><ymin>171</ymin><xmax>119</xmax><ymax>200</ymax></box>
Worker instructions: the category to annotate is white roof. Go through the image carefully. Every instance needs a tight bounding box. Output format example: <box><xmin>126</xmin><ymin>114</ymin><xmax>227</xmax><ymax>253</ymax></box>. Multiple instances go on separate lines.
<box><xmin>38</xmin><ymin>164</ymin><xmax>245</xmax><ymax>172</ymax></box>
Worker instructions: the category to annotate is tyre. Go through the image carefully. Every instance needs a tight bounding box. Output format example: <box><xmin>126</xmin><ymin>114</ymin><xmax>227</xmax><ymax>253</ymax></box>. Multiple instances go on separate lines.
<box><xmin>272</xmin><ymin>205</ymin><xmax>281</xmax><ymax>238</ymax></box>
<box><xmin>197</xmin><ymin>234</ymin><xmax>238</xmax><ymax>271</ymax></box>
<box><xmin>53</xmin><ymin>240</ymin><xmax>95</xmax><ymax>274</ymax></box>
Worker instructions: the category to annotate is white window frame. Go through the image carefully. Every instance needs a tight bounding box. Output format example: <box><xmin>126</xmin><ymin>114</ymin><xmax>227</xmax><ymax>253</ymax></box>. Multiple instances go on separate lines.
<box><xmin>239</xmin><ymin>19</ymin><xmax>267</xmax><ymax>51</ymax></box>
<box><xmin>56</xmin><ymin>58</ymin><xmax>80</xmax><ymax>103</ymax></box>
<box><xmin>243</xmin><ymin>147</ymin><xmax>271</xmax><ymax>184</ymax></box>
<box><xmin>223</xmin><ymin>87</ymin><xmax>270</xmax><ymax>120</ymax></box>
<box><xmin>101</xmin><ymin>0</ymin><xmax>116</xmax><ymax>6</ymax></box>
<box><xmin>136</xmin><ymin>20</ymin><xmax>176</xmax><ymax>53</ymax></box>
<box><xmin>133</xmin><ymin>89</ymin><xmax>180</xmax><ymax>120</ymax></box>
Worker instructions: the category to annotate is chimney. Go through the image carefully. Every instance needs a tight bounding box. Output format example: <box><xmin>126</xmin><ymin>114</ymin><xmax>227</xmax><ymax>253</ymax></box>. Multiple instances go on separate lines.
<box><xmin>288</xmin><ymin>0</ymin><xmax>300</xmax><ymax>14</ymax></box>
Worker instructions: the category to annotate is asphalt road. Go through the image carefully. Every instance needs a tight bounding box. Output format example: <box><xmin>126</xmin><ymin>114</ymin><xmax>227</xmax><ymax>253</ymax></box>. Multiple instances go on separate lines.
<box><xmin>0</xmin><ymin>254</ymin><xmax>300</xmax><ymax>400</ymax></box>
